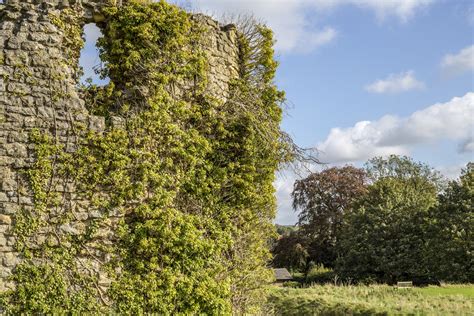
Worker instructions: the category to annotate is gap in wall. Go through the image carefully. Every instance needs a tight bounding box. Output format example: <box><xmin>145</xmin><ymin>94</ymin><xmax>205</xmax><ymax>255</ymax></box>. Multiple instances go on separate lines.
<box><xmin>79</xmin><ymin>23</ymin><xmax>109</xmax><ymax>86</ymax></box>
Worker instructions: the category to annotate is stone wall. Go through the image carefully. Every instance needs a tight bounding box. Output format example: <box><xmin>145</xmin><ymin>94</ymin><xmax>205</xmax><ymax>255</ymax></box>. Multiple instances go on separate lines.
<box><xmin>0</xmin><ymin>0</ymin><xmax>240</xmax><ymax>292</ymax></box>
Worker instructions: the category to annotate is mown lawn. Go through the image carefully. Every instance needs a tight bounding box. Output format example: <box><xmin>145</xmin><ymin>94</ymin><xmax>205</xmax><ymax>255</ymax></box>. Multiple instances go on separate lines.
<box><xmin>267</xmin><ymin>284</ymin><xmax>474</xmax><ymax>315</ymax></box>
<box><xmin>415</xmin><ymin>284</ymin><xmax>474</xmax><ymax>298</ymax></box>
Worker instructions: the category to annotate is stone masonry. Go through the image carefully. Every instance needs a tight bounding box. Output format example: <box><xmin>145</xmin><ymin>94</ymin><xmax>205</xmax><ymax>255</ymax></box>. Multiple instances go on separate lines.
<box><xmin>0</xmin><ymin>0</ymin><xmax>240</xmax><ymax>292</ymax></box>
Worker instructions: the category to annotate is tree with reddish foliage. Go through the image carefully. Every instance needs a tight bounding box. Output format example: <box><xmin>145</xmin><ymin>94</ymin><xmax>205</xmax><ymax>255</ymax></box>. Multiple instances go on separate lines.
<box><xmin>292</xmin><ymin>166</ymin><xmax>368</xmax><ymax>268</ymax></box>
<box><xmin>272</xmin><ymin>229</ymin><xmax>309</xmax><ymax>272</ymax></box>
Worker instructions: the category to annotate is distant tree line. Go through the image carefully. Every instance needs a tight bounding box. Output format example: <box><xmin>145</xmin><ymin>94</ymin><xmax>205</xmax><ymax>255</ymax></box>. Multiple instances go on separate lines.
<box><xmin>272</xmin><ymin>155</ymin><xmax>473</xmax><ymax>284</ymax></box>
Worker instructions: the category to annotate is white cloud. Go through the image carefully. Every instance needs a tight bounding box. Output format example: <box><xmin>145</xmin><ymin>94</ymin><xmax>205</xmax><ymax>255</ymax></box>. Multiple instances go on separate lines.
<box><xmin>365</xmin><ymin>71</ymin><xmax>425</xmax><ymax>94</ymax></box>
<box><xmin>178</xmin><ymin>0</ymin><xmax>434</xmax><ymax>54</ymax></box>
<box><xmin>301</xmin><ymin>27</ymin><xmax>338</xmax><ymax>54</ymax></box>
<box><xmin>186</xmin><ymin>0</ymin><xmax>337</xmax><ymax>53</ymax></box>
<box><xmin>318</xmin><ymin>92</ymin><xmax>474</xmax><ymax>163</ymax></box>
<box><xmin>441</xmin><ymin>45</ymin><xmax>474</xmax><ymax>76</ymax></box>
<box><xmin>274</xmin><ymin>173</ymin><xmax>298</xmax><ymax>225</ymax></box>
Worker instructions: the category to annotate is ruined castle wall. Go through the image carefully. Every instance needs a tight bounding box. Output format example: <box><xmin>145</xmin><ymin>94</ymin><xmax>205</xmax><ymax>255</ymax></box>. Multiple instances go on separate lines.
<box><xmin>0</xmin><ymin>0</ymin><xmax>240</xmax><ymax>292</ymax></box>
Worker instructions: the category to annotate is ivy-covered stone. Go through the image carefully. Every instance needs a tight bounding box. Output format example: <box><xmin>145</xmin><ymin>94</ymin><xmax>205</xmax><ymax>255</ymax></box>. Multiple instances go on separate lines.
<box><xmin>0</xmin><ymin>0</ymin><xmax>292</xmax><ymax>313</ymax></box>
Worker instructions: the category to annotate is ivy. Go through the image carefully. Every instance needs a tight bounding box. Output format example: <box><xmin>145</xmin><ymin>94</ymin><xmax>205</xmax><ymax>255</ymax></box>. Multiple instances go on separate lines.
<box><xmin>1</xmin><ymin>1</ymin><xmax>289</xmax><ymax>314</ymax></box>
<box><xmin>49</xmin><ymin>8</ymin><xmax>84</xmax><ymax>71</ymax></box>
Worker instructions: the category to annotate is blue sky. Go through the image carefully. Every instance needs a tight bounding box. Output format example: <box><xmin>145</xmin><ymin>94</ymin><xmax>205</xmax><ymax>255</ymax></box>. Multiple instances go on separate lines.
<box><xmin>79</xmin><ymin>0</ymin><xmax>474</xmax><ymax>225</ymax></box>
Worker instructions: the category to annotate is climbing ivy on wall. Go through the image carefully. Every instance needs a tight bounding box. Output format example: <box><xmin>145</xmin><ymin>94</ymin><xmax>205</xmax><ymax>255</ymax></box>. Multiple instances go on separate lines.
<box><xmin>0</xmin><ymin>0</ymin><xmax>290</xmax><ymax>314</ymax></box>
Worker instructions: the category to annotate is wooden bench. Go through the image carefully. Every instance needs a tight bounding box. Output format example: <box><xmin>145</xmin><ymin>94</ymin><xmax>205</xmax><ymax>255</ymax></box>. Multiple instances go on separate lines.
<box><xmin>397</xmin><ymin>281</ymin><xmax>413</xmax><ymax>288</ymax></box>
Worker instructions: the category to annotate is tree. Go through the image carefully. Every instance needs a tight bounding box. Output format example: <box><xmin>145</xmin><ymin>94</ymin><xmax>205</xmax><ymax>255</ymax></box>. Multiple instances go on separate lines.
<box><xmin>272</xmin><ymin>230</ymin><xmax>308</xmax><ymax>272</ymax></box>
<box><xmin>365</xmin><ymin>155</ymin><xmax>444</xmax><ymax>188</ymax></box>
<box><xmin>275</xmin><ymin>224</ymin><xmax>298</xmax><ymax>236</ymax></box>
<box><xmin>336</xmin><ymin>156</ymin><xmax>441</xmax><ymax>283</ymax></box>
<box><xmin>425</xmin><ymin>162</ymin><xmax>474</xmax><ymax>282</ymax></box>
<box><xmin>292</xmin><ymin>166</ymin><xmax>368</xmax><ymax>267</ymax></box>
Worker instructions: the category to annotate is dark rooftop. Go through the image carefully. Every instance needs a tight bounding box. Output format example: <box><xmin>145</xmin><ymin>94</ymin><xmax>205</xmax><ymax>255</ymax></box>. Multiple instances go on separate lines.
<box><xmin>274</xmin><ymin>268</ymin><xmax>293</xmax><ymax>281</ymax></box>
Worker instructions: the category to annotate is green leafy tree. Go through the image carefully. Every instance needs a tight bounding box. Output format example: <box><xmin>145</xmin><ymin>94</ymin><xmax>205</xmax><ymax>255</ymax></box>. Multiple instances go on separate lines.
<box><xmin>275</xmin><ymin>224</ymin><xmax>298</xmax><ymax>236</ymax></box>
<box><xmin>336</xmin><ymin>155</ymin><xmax>441</xmax><ymax>283</ymax></box>
<box><xmin>365</xmin><ymin>155</ymin><xmax>444</xmax><ymax>188</ymax></box>
<box><xmin>292</xmin><ymin>166</ymin><xmax>368</xmax><ymax>268</ymax></box>
<box><xmin>425</xmin><ymin>162</ymin><xmax>474</xmax><ymax>282</ymax></box>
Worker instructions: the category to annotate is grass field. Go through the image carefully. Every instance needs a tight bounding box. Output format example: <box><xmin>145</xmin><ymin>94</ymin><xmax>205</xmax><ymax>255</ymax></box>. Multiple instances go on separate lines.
<box><xmin>415</xmin><ymin>284</ymin><xmax>474</xmax><ymax>298</ymax></box>
<box><xmin>267</xmin><ymin>284</ymin><xmax>474</xmax><ymax>315</ymax></box>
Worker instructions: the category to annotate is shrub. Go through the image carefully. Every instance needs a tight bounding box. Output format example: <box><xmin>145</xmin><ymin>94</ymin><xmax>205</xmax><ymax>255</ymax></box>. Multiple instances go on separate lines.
<box><xmin>306</xmin><ymin>264</ymin><xmax>336</xmax><ymax>285</ymax></box>
<box><xmin>282</xmin><ymin>281</ymin><xmax>301</xmax><ymax>288</ymax></box>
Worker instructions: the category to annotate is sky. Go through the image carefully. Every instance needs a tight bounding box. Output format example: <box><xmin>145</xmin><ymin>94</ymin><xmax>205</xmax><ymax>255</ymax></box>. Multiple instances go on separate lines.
<box><xmin>79</xmin><ymin>0</ymin><xmax>474</xmax><ymax>225</ymax></box>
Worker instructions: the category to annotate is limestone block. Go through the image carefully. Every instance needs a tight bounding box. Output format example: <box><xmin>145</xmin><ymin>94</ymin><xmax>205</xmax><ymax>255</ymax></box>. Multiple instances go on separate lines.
<box><xmin>0</xmin><ymin>192</ymin><xmax>9</xmax><ymax>203</ymax></box>
<box><xmin>5</xmin><ymin>143</ymin><xmax>27</xmax><ymax>158</ymax></box>
<box><xmin>0</xmin><ymin>266</ymin><xmax>12</xmax><ymax>279</ymax></box>
<box><xmin>89</xmin><ymin>116</ymin><xmax>105</xmax><ymax>132</ymax></box>
<box><xmin>0</xmin><ymin>214</ymin><xmax>11</xmax><ymax>225</ymax></box>
<box><xmin>1</xmin><ymin>175</ymin><xmax>16</xmax><ymax>193</ymax></box>
<box><xmin>3</xmin><ymin>252</ymin><xmax>19</xmax><ymax>267</ymax></box>
<box><xmin>1</xmin><ymin>203</ymin><xmax>19</xmax><ymax>215</ymax></box>
<box><xmin>0</xmin><ymin>225</ymin><xmax>10</xmax><ymax>234</ymax></box>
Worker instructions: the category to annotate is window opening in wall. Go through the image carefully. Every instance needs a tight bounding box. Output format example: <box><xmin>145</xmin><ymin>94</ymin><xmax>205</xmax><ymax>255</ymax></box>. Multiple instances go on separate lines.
<box><xmin>79</xmin><ymin>23</ymin><xmax>109</xmax><ymax>86</ymax></box>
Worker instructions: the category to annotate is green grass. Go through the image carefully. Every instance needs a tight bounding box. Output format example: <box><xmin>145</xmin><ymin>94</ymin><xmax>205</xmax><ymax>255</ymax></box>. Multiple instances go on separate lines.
<box><xmin>267</xmin><ymin>284</ymin><xmax>474</xmax><ymax>315</ymax></box>
<box><xmin>415</xmin><ymin>285</ymin><xmax>474</xmax><ymax>298</ymax></box>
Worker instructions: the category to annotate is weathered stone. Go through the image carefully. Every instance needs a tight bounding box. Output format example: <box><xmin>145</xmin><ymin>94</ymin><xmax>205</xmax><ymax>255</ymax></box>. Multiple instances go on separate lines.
<box><xmin>0</xmin><ymin>215</ymin><xmax>11</xmax><ymax>225</ymax></box>
<box><xmin>0</xmin><ymin>193</ymin><xmax>9</xmax><ymax>203</ymax></box>
<box><xmin>89</xmin><ymin>116</ymin><xmax>105</xmax><ymax>132</ymax></box>
<box><xmin>0</xmin><ymin>225</ymin><xmax>10</xmax><ymax>234</ymax></box>
<box><xmin>3</xmin><ymin>252</ymin><xmax>19</xmax><ymax>267</ymax></box>
<box><xmin>111</xmin><ymin>116</ymin><xmax>125</xmax><ymax>129</ymax></box>
<box><xmin>0</xmin><ymin>281</ymin><xmax>15</xmax><ymax>292</ymax></box>
<box><xmin>0</xmin><ymin>0</ymin><xmax>240</xmax><ymax>297</ymax></box>
<box><xmin>0</xmin><ymin>266</ymin><xmax>12</xmax><ymax>279</ymax></box>
<box><xmin>6</xmin><ymin>237</ymin><xmax>15</xmax><ymax>246</ymax></box>
<box><xmin>18</xmin><ymin>196</ymin><xmax>33</xmax><ymax>205</ymax></box>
